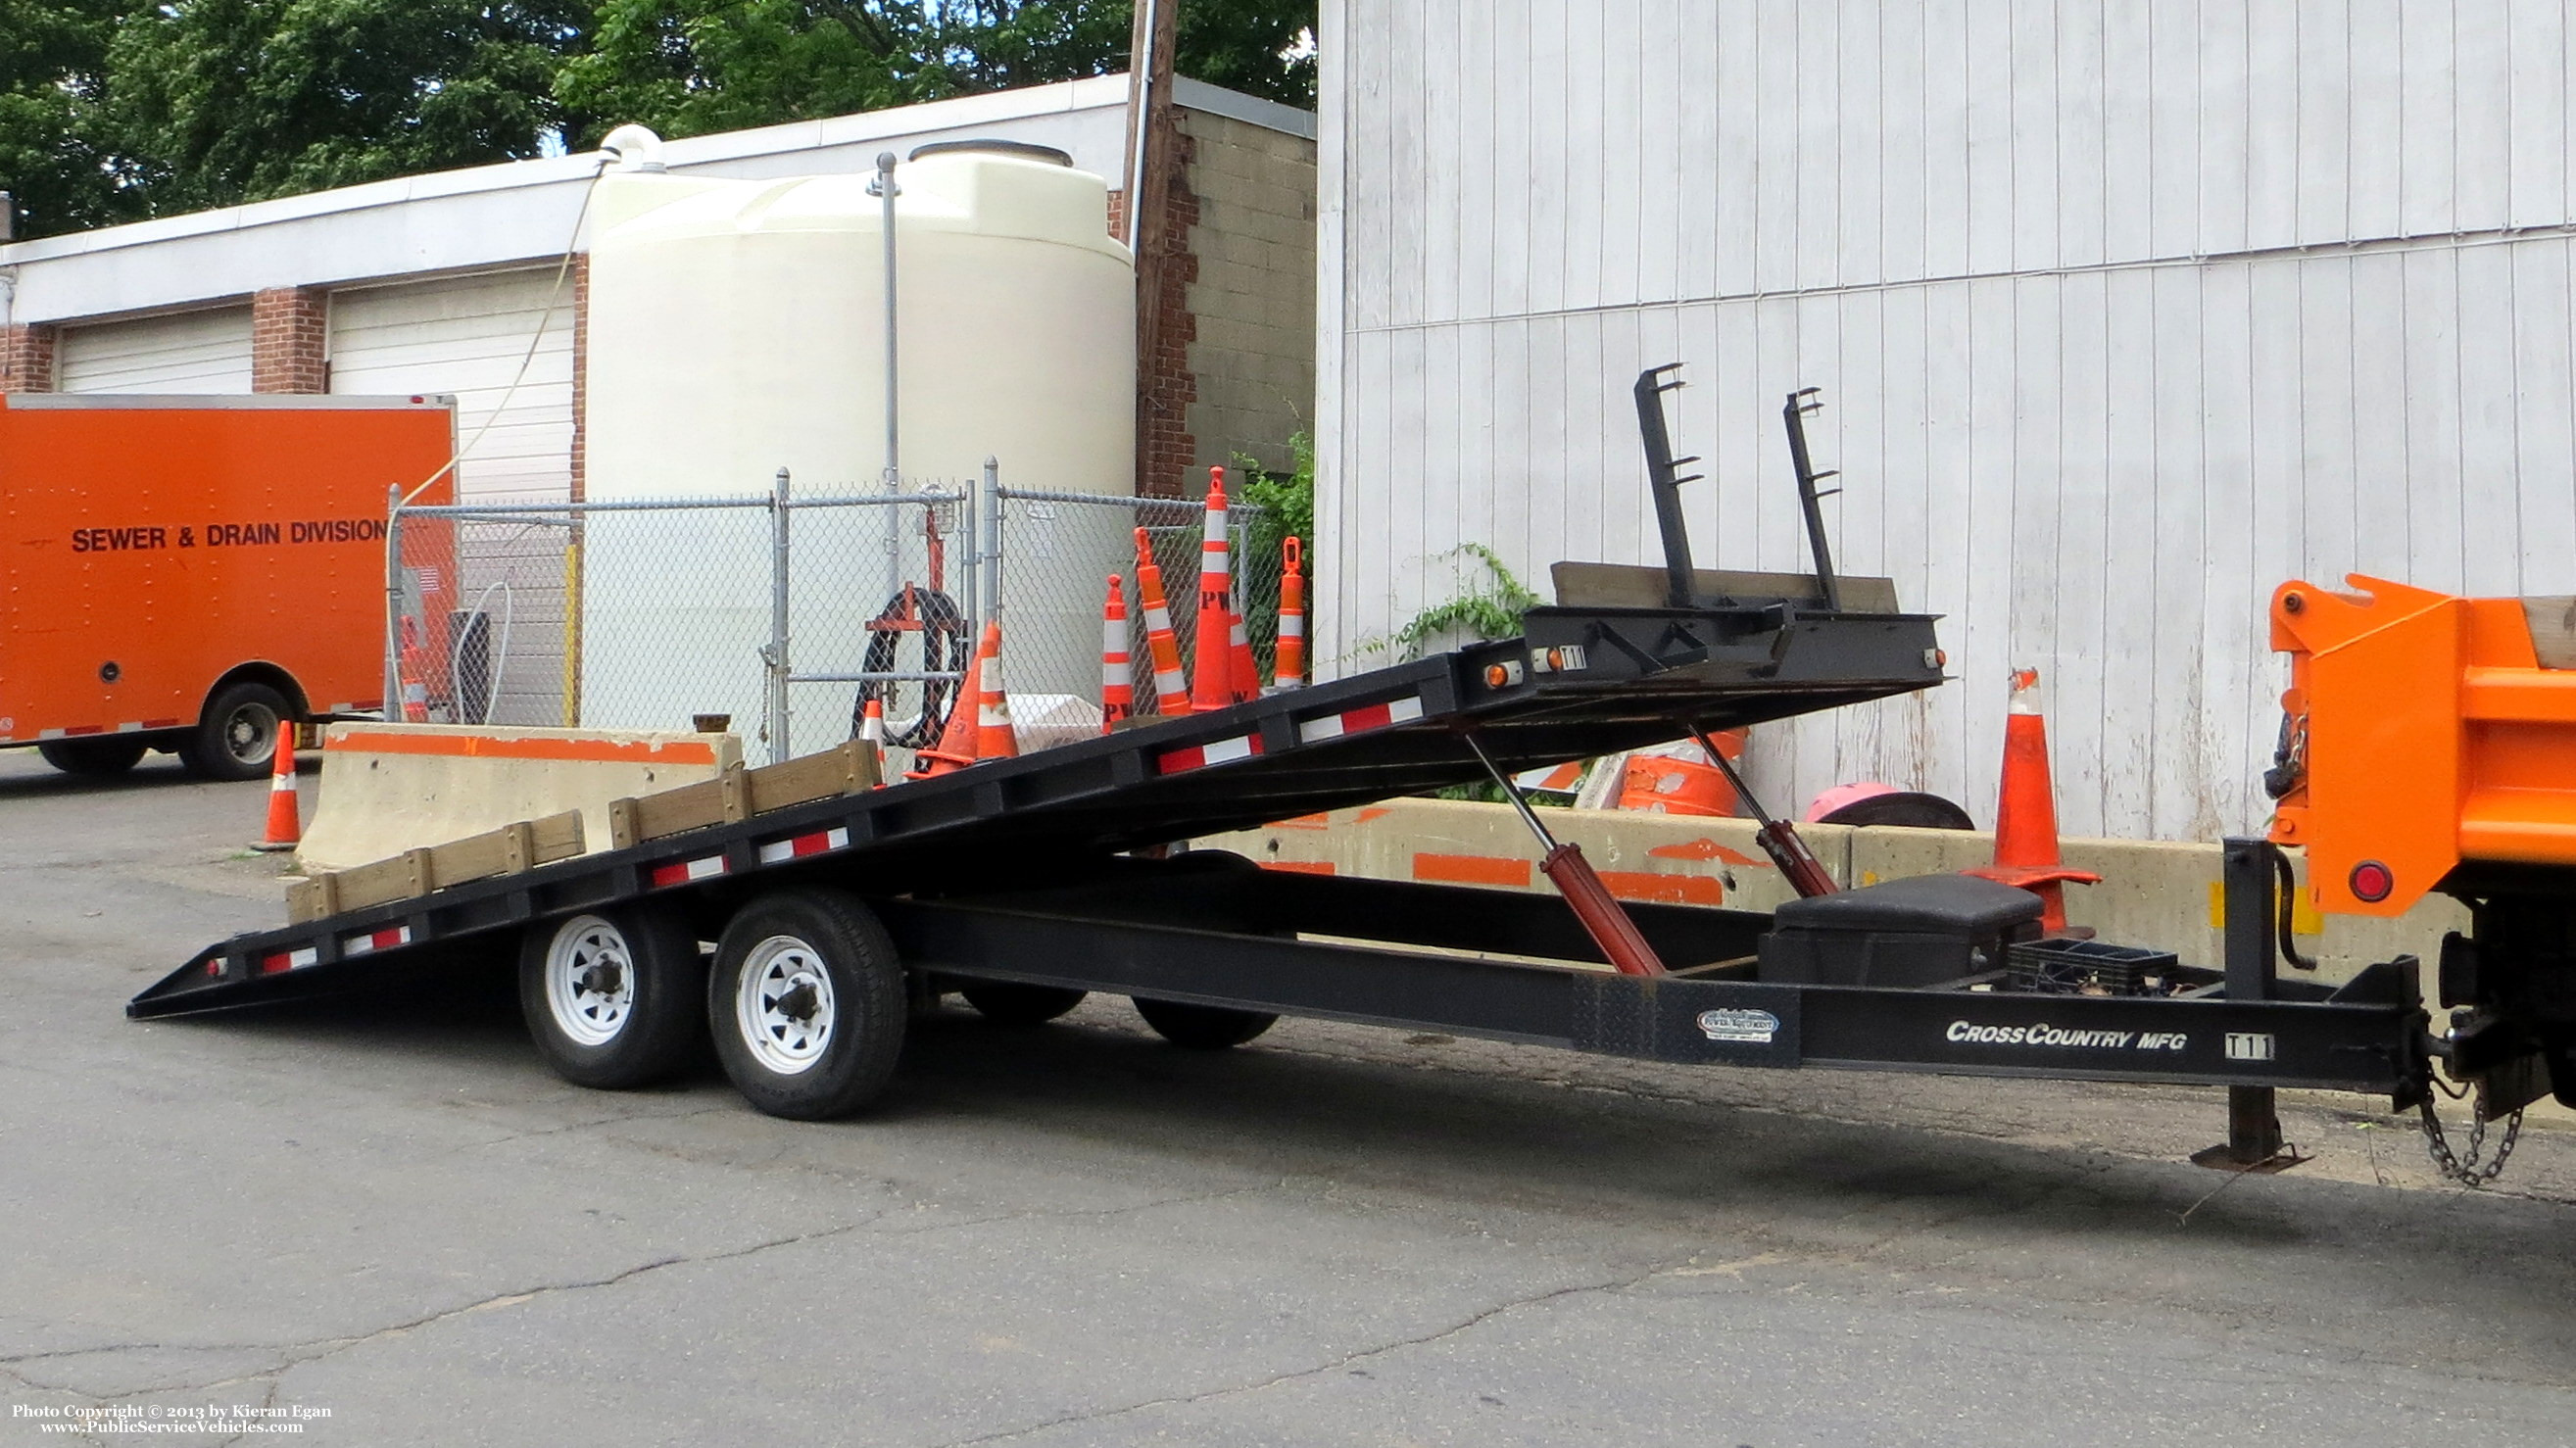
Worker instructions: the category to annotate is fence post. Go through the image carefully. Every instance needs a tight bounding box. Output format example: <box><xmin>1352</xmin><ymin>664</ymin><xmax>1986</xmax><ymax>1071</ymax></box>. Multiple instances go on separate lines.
<box><xmin>768</xmin><ymin>466</ymin><xmax>793</xmax><ymax>764</ymax></box>
<box><xmin>384</xmin><ymin>484</ymin><xmax>404</xmax><ymax>722</ymax></box>
<box><xmin>980</xmin><ymin>457</ymin><xmax>1002</xmax><ymax>630</ymax></box>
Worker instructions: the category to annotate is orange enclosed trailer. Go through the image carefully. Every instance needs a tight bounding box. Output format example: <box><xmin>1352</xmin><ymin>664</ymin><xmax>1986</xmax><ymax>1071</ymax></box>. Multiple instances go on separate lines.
<box><xmin>0</xmin><ymin>394</ymin><xmax>455</xmax><ymax>780</ymax></box>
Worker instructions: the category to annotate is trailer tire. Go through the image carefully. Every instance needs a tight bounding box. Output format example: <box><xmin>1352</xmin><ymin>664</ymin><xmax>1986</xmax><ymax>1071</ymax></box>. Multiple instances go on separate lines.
<box><xmin>180</xmin><ymin>681</ymin><xmax>290</xmax><ymax>782</ymax></box>
<box><xmin>959</xmin><ymin>983</ymin><xmax>1088</xmax><ymax>1027</ymax></box>
<box><xmin>37</xmin><ymin>737</ymin><xmax>149</xmax><ymax>777</ymax></box>
<box><xmin>1132</xmin><ymin>997</ymin><xmax>1278</xmax><ymax>1050</ymax></box>
<box><xmin>519</xmin><ymin>907</ymin><xmax>706</xmax><ymax>1089</ymax></box>
<box><xmin>710</xmin><ymin>889</ymin><xmax>906</xmax><ymax>1120</ymax></box>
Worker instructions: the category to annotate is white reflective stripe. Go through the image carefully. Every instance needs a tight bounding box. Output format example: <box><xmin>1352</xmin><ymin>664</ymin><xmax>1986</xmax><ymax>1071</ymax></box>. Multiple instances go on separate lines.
<box><xmin>1153</xmin><ymin>667</ymin><xmax>1190</xmax><ymax>695</ymax></box>
<box><xmin>261</xmin><ymin>946</ymin><xmax>320</xmax><ymax>973</ymax></box>
<box><xmin>37</xmin><ymin>729</ymin><xmax>65</xmax><ymax>740</ymax></box>
<box><xmin>269</xmin><ymin>771</ymin><xmax>296</xmax><ymax>793</ymax></box>
<box><xmin>343</xmin><ymin>925</ymin><xmax>413</xmax><ymax>957</ymax></box>
<box><xmin>757</xmin><ymin>827</ymin><xmax>851</xmax><ymax>864</ymax></box>
<box><xmin>1297</xmin><ymin>695</ymin><xmax>1425</xmax><ymax>744</ymax></box>
<box><xmin>650</xmin><ymin>854</ymin><xmax>728</xmax><ymax>887</ymax></box>
<box><xmin>1143</xmin><ymin>603</ymin><xmax>1176</xmax><ymax>632</ymax></box>
<box><xmin>1279</xmin><ymin>614</ymin><xmax>1304</xmax><ymax>638</ymax></box>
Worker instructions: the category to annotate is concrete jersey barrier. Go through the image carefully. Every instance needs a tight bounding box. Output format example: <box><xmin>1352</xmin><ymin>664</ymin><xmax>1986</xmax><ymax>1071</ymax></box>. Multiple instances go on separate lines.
<box><xmin>297</xmin><ymin>724</ymin><xmax>744</xmax><ymax>874</ymax></box>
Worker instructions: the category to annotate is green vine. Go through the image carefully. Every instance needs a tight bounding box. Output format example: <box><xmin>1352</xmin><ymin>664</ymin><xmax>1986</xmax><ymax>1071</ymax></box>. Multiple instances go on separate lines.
<box><xmin>1371</xmin><ymin>543</ymin><xmax>1542</xmax><ymax>661</ymax></box>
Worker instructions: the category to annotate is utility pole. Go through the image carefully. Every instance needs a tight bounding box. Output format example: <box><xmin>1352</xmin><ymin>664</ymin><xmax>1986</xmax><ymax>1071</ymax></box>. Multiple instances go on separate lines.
<box><xmin>1124</xmin><ymin>0</ymin><xmax>1182</xmax><ymax>497</ymax></box>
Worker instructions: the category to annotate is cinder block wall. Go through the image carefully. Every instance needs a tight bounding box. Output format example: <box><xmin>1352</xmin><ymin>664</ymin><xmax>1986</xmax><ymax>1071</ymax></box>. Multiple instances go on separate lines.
<box><xmin>1181</xmin><ymin>110</ymin><xmax>1317</xmax><ymax>483</ymax></box>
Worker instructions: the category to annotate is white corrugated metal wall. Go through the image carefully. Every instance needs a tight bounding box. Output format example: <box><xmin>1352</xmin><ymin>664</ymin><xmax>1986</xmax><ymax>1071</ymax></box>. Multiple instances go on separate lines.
<box><xmin>55</xmin><ymin>307</ymin><xmax>253</xmax><ymax>393</ymax></box>
<box><xmin>1317</xmin><ymin>0</ymin><xmax>2576</xmax><ymax>841</ymax></box>
<box><xmin>330</xmin><ymin>267</ymin><xmax>578</xmax><ymax>724</ymax></box>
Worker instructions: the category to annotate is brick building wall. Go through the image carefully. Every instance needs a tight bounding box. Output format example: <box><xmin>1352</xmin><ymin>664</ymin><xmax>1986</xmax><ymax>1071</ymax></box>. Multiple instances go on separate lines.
<box><xmin>0</xmin><ymin>322</ymin><xmax>54</xmax><ymax>392</ymax></box>
<box><xmin>250</xmin><ymin>286</ymin><xmax>329</xmax><ymax>393</ymax></box>
<box><xmin>1134</xmin><ymin>132</ymin><xmax>1202</xmax><ymax>499</ymax></box>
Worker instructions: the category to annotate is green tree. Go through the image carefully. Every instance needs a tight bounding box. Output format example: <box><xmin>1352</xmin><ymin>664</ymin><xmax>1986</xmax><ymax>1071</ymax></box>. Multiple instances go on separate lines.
<box><xmin>105</xmin><ymin>0</ymin><xmax>593</xmax><ymax>215</ymax></box>
<box><xmin>558</xmin><ymin>0</ymin><xmax>1315</xmax><ymax>147</ymax></box>
<box><xmin>0</xmin><ymin>0</ymin><xmax>135</xmax><ymax>238</ymax></box>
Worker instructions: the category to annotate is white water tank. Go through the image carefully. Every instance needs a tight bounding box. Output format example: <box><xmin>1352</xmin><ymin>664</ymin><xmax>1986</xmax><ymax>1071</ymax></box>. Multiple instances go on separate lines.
<box><xmin>580</xmin><ymin>140</ymin><xmax>1135</xmax><ymax>747</ymax></box>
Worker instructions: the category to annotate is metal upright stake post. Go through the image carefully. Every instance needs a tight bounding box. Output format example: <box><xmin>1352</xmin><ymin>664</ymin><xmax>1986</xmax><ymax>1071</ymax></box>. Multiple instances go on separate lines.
<box><xmin>980</xmin><ymin>457</ymin><xmax>1001</xmax><ymax>632</ymax></box>
<box><xmin>871</xmin><ymin>152</ymin><xmax>902</xmax><ymax>609</ymax></box>
<box><xmin>768</xmin><ymin>466</ymin><xmax>793</xmax><ymax>764</ymax></box>
<box><xmin>383</xmin><ymin>484</ymin><xmax>404</xmax><ymax>721</ymax></box>
<box><xmin>2217</xmin><ymin>836</ymin><xmax>2287</xmax><ymax>1165</ymax></box>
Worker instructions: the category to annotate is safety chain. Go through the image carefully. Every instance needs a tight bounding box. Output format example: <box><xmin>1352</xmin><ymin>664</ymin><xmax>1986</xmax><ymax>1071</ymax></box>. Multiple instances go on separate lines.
<box><xmin>2417</xmin><ymin>1097</ymin><xmax>2523</xmax><ymax>1186</ymax></box>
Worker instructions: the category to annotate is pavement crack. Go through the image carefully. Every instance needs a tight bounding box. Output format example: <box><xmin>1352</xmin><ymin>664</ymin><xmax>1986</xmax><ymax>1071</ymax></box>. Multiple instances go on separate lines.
<box><xmin>926</xmin><ymin>1264</ymin><xmax>1660</xmax><ymax>1446</ymax></box>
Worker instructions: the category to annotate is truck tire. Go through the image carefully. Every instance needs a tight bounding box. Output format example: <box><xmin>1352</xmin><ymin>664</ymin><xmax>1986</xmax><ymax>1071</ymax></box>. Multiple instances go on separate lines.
<box><xmin>518</xmin><ymin>907</ymin><xmax>706</xmax><ymax>1089</ymax></box>
<box><xmin>1132</xmin><ymin>997</ymin><xmax>1278</xmax><ymax>1049</ymax></box>
<box><xmin>959</xmin><ymin>983</ymin><xmax>1088</xmax><ymax>1027</ymax></box>
<box><xmin>180</xmin><ymin>681</ymin><xmax>291</xmax><ymax>782</ymax></box>
<box><xmin>36</xmin><ymin>737</ymin><xmax>149</xmax><ymax>777</ymax></box>
<box><xmin>710</xmin><ymin>889</ymin><xmax>907</xmax><ymax>1120</ymax></box>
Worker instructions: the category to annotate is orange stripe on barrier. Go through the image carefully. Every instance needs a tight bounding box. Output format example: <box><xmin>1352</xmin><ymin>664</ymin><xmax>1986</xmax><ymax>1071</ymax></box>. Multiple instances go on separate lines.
<box><xmin>1353</xmin><ymin>806</ymin><xmax>1392</xmax><ymax>824</ymax></box>
<box><xmin>1647</xmin><ymin>837</ymin><xmax>1763</xmax><ymax>866</ymax></box>
<box><xmin>326</xmin><ymin>731</ymin><xmax>722</xmax><ymax>765</ymax></box>
<box><xmin>1268</xmin><ymin>812</ymin><xmax>1333</xmax><ymax>830</ymax></box>
<box><xmin>1412</xmin><ymin>852</ymin><xmax>1532</xmax><ymax>888</ymax></box>
<box><xmin>1260</xmin><ymin>859</ymin><xmax>1337</xmax><ymax>875</ymax></box>
<box><xmin>1596</xmin><ymin>871</ymin><xmax>1726</xmax><ymax>906</ymax></box>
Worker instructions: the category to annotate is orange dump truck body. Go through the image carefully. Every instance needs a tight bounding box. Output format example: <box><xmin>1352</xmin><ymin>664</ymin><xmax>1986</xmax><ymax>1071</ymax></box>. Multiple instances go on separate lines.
<box><xmin>2267</xmin><ymin>575</ymin><xmax>2576</xmax><ymax>916</ymax></box>
<box><xmin>0</xmin><ymin>394</ymin><xmax>455</xmax><ymax>757</ymax></box>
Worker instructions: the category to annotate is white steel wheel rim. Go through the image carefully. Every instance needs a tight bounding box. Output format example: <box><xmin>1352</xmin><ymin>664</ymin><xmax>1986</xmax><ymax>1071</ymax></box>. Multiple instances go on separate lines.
<box><xmin>736</xmin><ymin>935</ymin><xmax>836</xmax><ymax>1076</ymax></box>
<box><xmin>545</xmin><ymin>915</ymin><xmax>637</xmax><ymax>1047</ymax></box>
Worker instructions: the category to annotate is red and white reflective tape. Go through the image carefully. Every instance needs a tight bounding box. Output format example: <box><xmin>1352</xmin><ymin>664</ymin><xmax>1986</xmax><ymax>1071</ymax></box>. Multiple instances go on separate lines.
<box><xmin>757</xmin><ymin>827</ymin><xmax>851</xmax><ymax>865</ymax></box>
<box><xmin>259</xmin><ymin>945</ymin><xmax>320</xmax><ymax>975</ymax></box>
<box><xmin>1156</xmin><ymin>733</ymin><xmax>1263</xmax><ymax>775</ymax></box>
<box><xmin>343</xmin><ymin>925</ymin><xmax>413</xmax><ymax>957</ymax></box>
<box><xmin>1296</xmin><ymin>695</ymin><xmax>1425</xmax><ymax>744</ymax></box>
<box><xmin>649</xmin><ymin>853</ymin><xmax>729</xmax><ymax>888</ymax></box>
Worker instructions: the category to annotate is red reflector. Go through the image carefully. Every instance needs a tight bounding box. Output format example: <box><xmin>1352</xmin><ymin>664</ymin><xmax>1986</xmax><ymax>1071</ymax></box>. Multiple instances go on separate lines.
<box><xmin>2350</xmin><ymin>860</ymin><xmax>2395</xmax><ymax>903</ymax></box>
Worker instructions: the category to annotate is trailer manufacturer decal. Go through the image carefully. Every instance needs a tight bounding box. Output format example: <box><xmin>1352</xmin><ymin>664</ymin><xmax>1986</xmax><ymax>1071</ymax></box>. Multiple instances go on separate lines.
<box><xmin>1947</xmin><ymin>1020</ymin><xmax>2187</xmax><ymax>1051</ymax></box>
<box><xmin>1697</xmin><ymin>1008</ymin><xmax>1779</xmax><ymax>1043</ymax></box>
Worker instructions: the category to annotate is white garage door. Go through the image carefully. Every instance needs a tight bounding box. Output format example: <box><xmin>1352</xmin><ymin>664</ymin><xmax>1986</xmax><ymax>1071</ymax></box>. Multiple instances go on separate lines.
<box><xmin>56</xmin><ymin>307</ymin><xmax>253</xmax><ymax>393</ymax></box>
<box><xmin>331</xmin><ymin>267</ymin><xmax>578</xmax><ymax>727</ymax></box>
<box><xmin>328</xmin><ymin>267</ymin><xmax>575</xmax><ymax>503</ymax></box>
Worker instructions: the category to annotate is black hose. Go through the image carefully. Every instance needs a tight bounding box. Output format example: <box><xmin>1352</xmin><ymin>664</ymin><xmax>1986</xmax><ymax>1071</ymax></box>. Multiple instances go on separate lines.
<box><xmin>2274</xmin><ymin>847</ymin><xmax>2318</xmax><ymax>971</ymax></box>
<box><xmin>851</xmin><ymin>588</ymin><xmax>968</xmax><ymax>749</ymax></box>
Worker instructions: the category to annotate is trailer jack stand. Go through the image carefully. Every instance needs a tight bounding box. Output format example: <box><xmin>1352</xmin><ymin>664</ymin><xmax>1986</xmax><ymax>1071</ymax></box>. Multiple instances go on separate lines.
<box><xmin>2188</xmin><ymin>839</ymin><xmax>2308</xmax><ymax>1174</ymax></box>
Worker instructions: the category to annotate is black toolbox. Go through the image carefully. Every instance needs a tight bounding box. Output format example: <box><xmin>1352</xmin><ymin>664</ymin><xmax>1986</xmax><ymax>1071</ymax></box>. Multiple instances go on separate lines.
<box><xmin>1758</xmin><ymin>874</ymin><xmax>2045</xmax><ymax>988</ymax></box>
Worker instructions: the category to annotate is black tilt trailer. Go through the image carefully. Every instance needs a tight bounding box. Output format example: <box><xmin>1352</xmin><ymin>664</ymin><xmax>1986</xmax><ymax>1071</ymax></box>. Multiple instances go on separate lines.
<box><xmin>130</xmin><ymin>579</ymin><xmax>2431</xmax><ymax>1136</ymax></box>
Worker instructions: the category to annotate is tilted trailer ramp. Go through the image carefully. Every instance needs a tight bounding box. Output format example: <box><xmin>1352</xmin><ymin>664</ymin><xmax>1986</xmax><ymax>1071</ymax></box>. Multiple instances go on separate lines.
<box><xmin>131</xmin><ymin>589</ymin><xmax>2432</xmax><ymax>1130</ymax></box>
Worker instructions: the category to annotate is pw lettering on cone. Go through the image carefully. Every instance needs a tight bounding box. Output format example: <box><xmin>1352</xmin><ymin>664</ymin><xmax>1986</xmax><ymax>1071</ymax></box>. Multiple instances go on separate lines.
<box><xmin>1964</xmin><ymin>666</ymin><xmax>2100</xmax><ymax>935</ymax></box>
<box><xmin>1190</xmin><ymin>466</ymin><xmax>1238</xmax><ymax>713</ymax></box>
<box><xmin>1273</xmin><ymin>536</ymin><xmax>1305</xmax><ymax>691</ymax></box>
<box><xmin>1132</xmin><ymin>528</ymin><xmax>1191</xmax><ymax>717</ymax></box>
<box><xmin>1228</xmin><ymin>608</ymin><xmax>1259</xmax><ymax>704</ymax></box>
<box><xmin>1100</xmin><ymin>574</ymin><xmax>1134</xmax><ymax>733</ymax></box>
<box><xmin>251</xmin><ymin>729</ymin><xmax>301</xmax><ymax>852</ymax></box>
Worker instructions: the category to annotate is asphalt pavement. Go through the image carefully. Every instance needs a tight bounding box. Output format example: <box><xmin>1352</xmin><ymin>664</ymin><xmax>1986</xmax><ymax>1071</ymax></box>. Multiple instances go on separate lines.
<box><xmin>3</xmin><ymin>747</ymin><xmax>2573</xmax><ymax>1446</ymax></box>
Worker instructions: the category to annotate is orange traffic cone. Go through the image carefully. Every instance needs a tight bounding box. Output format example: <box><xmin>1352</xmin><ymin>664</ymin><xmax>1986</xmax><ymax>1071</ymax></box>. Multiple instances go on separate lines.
<box><xmin>1274</xmin><ymin>536</ymin><xmax>1305</xmax><ymax>691</ymax></box>
<box><xmin>251</xmin><ymin>729</ymin><xmax>301</xmax><ymax>852</ymax></box>
<box><xmin>1228</xmin><ymin>607</ymin><xmax>1259</xmax><ymax>703</ymax></box>
<box><xmin>1964</xmin><ymin>667</ymin><xmax>2101</xmax><ymax>935</ymax></box>
<box><xmin>1133</xmin><ymin>529</ymin><xmax>1191</xmax><ymax>717</ymax></box>
<box><xmin>1190</xmin><ymin>466</ymin><xmax>1237</xmax><ymax>712</ymax></box>
<box><xmin>905</xmin><ymin>625</ymin><xmax>989</xmax><ymax>779</ymax></box>
<box><xmin>1100</xmin><ymin>575</ymin><xmax>1134</xmax><ymax>733</ymax></box>
<box><xmin>975</xmin><ymin>623</ymin><xmax>1018</xmax><ymax>761</ymax></box>
<box><xmin>858</xmin><ymin>696</ymin><xmax>887</xmax><ymax>786</ymax></box>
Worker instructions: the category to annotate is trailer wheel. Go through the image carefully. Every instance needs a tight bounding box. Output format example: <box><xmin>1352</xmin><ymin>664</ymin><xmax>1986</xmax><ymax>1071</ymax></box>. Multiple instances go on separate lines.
<box><xmin>710</xmin><ymin>889</ymin><xmax>906</xmax><ymax>1120</ymax></box>
<box><xmin>1132</xmin><ymin>997</ymin><xmax>1278</xmax><ymax>1050</ymax></box>
<box><xmin>180</xmin><ymin>681</ymin><xmax>290</xmax><ymax>782</ymax></box>
<box><xmin>36</xmin><ymin>737</ymin><xmax>149</xmax><ymax>777</ymax></box>
<box><xmin>518</xmin><ymin>907</ymin><xmax>705</xmax><ymax>1089</ymax></box>
<box><xmin>959</xmin><ymin>983</ymin><xmax>1088</xmax><ymax>1027</ymax></box>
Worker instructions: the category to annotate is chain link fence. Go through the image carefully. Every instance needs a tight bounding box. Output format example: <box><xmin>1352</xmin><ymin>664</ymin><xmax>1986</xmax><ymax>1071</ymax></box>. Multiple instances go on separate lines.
<box><xmin>387</xmin><ymin>469</ymin><xmax>1292</xmax><ymax>769</ymax></box>
<box><xmin>390</xmin><ymin>477</ymin><xmax>972</xmax><ymax>766</ymax></box>
<box><xmin>993</xmin><ymin>487</ymin><xmax>1283</xmax><ymax>725</ymax></box>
